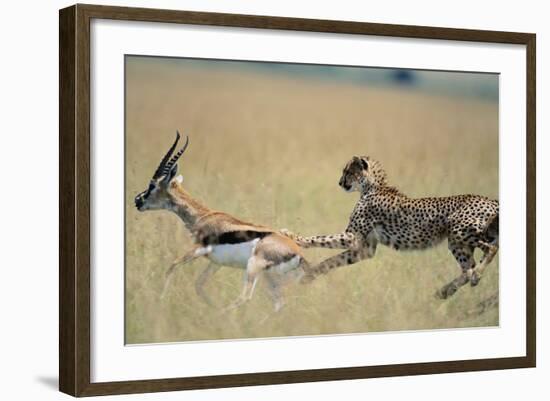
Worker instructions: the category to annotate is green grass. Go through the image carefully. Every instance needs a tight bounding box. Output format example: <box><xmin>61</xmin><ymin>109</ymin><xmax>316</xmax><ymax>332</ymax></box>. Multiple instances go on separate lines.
<box><xmin>125</xmin><ymin>58</ymin><xmax>499</xmax><ymax>344</ymax></box>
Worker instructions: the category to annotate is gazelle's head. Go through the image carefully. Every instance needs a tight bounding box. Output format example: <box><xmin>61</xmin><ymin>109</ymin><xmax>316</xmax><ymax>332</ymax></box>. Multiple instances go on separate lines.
<box><xmin>134</xmin><ymin>132</ymin><xmax>189</xmax><ymax>212</ymax></box>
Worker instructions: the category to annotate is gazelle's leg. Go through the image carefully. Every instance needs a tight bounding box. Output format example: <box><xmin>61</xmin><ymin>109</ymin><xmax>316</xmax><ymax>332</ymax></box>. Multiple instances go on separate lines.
<box><xmin>301</xmin><ymin>245</ymin><xmax>376</xmax><ymax>284</ymax></box>
<box><xmin>470</xmin><ymin>241</ymin><xmax>499</xmax><ymax>286</ymax></box>
<box><xmin>160</xmin><ymin>245</ymin><xmax>211</xmax><ymax>299</ymax></box>
<box><xmin>264</xmin><ymin>270</ymin><xmax>285</xmax><ymax>312</ymax></box>
<box><xmin>225</xmin><ymin>256</ymin><xmax>267</xmax><ymax>310</ymax></box>
<box><xmin>280</xmin><ymin>229</ymin><xmax>358</xmax><ymax>250</ymax></box>
<box><xmin>194</xmin><ymin>263</ymin><xmax>221</xmax><ymax>306</ymax></box>
<box><xmin>436</xmin><ymin>244</ymin><xmax>475</xmax><ymax>299</ymax></box>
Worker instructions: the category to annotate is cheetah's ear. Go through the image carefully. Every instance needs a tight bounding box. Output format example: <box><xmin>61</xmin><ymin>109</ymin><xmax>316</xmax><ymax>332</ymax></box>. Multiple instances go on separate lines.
<box><xmin>359</xmin><ymin>157</ymin><xmax>369</xmax><ymax>170</ymax></box>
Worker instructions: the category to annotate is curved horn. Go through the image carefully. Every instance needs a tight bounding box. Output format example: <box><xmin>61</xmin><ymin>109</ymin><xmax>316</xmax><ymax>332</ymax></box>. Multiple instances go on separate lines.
<box><xmin>162</xmin><ymin>134</ymin><xmax>189</xmax><ymax>175</ymax></box>
<box><xmin>152</xmin><ymin>131</ymin><xmax>180</xmax><ymax>179</ymax></box>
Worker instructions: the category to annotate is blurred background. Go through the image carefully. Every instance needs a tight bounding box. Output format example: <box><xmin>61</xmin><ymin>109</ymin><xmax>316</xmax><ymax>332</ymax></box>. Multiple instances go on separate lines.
<box><xmin>125</xmin><ymin>56</ymin><xmax>498</xmax><ymax>344</ymax></box>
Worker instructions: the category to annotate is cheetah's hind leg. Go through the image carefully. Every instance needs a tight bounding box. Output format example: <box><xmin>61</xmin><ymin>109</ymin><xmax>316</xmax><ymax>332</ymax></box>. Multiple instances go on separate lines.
<box><xmin>436</xmin><ymin>245</ymin><xmax>475</xmax><ymax>299</ymax></box>
<box><xmin>436</xmin><ymin>272</ymin><xmax>470</xmax><ymax>300</ymax></box>
<box><xmin>470</xmin><ymin>241</ymin><xmax>499</xmax><ymax>287</ymax></box>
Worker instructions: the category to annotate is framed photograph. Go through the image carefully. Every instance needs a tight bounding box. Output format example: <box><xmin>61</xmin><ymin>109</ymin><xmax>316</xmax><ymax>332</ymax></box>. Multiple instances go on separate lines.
<box><xmin>59</xmin><ymin>4</ymin><xmax>536</xmax><ymax>397</ymax></box>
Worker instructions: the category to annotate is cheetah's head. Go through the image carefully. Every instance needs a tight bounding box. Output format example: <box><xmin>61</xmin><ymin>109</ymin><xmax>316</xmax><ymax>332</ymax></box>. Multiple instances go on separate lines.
<box><xmin>339</xmin><ymin>156</ymin><xmax>387</xmax><ymax>193</ymax></box>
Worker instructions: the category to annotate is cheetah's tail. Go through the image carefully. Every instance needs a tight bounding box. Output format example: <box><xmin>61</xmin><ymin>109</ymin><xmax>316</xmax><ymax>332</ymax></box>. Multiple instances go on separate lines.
<box><xmin>279</xmin><ymin>229</ymin><xmax>311</xmax><ymax>247</ymax></box>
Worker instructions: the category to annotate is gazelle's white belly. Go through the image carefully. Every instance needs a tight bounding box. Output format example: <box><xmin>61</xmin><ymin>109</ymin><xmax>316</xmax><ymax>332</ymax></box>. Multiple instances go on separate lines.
<box><xmin>206</xmin><ymin>238</ymin><xmax>260</xmax><ymax>268</ymax></box>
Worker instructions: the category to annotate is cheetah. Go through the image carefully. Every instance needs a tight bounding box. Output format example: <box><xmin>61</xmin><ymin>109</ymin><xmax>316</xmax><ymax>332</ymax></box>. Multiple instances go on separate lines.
<box><xmin>282</xmin><ymin>156</ymin><xmax>499</xmax><ymax>299</ymax></box>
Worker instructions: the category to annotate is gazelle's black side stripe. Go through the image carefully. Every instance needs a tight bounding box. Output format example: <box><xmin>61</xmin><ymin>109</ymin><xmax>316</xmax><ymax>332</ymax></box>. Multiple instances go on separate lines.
<box><xmin>200</xmin><ymin>230</ymin><xmax>270</xmax><ymax>246</ymax></box>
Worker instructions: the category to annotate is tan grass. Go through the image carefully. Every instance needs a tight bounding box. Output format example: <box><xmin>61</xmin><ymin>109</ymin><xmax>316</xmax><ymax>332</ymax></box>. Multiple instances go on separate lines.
<box><xmin>125</xmin><ymin>58</ymin><xmax>499</xmax><ymax>344</ymax></box>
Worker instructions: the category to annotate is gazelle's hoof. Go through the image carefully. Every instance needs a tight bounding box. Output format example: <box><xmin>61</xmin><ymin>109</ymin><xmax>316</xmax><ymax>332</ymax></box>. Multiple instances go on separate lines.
<box><xmin>273</xmin><ymin>301</ymin><xmax>285</xmax><ymax>313</ymax></box>
<box><xmin>222</xmin><ymin>297</ymin><xmax>247</xmax><ymax>312</ymax></box>
<box><xmin>299</xmin><ymin>273</ymin><xmax>317</xmax><ymax>285</ymax></box>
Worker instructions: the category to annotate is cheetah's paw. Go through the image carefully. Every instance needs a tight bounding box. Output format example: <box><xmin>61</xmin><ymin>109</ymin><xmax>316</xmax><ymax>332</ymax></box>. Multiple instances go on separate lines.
<box><xmin>470</xmin><ymin>271</ymin><xmax>482</xmax><ymax>287</ymax></box>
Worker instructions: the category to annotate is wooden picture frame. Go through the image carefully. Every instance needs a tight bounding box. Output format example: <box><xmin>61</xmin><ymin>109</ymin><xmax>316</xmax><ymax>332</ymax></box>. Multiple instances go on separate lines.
<box><xmin>59</xmin><ymin>3</ymin><xmax>536</xmax><ymax>397</ymax></box>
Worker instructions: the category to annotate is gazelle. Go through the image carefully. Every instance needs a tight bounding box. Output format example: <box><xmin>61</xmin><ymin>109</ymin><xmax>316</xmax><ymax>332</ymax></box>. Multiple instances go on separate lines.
<box><xmin>134</xmin><ymin>132</ymin><xmax>309</xmax><ymax>311</ymax></box>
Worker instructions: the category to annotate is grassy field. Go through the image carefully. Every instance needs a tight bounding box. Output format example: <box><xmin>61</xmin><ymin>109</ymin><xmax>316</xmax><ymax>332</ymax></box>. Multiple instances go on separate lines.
<box><xmin>125</xmin><ymin>57</ymin><xmax>499</xmax><ymax>344</ymax></box>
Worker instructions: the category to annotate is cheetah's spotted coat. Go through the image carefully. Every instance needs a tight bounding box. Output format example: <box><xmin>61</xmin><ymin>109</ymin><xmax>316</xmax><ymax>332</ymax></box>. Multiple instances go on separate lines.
<box><xmin>283</xmin><ymin>156</ymin><xmax>499</xmax><ymax>299</ymax></box>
